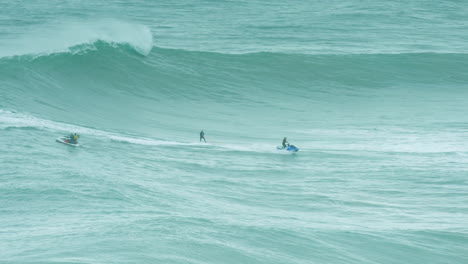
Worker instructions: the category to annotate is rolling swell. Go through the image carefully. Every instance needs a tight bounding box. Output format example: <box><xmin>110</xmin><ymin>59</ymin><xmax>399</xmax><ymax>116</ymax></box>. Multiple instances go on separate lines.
<box><xmin>1</xmin><ymin>5</ymin><xmax>468</xmax><ymax>264</ymax></box>
<box><xmin>1</xmin><ymin>41</ymin><xmax>468</xmax><ymax>137</ymax></box>
<box><xmin>3</xmin><ymin>43</ymin><xmax>468</xmax><ymax>92</ymax></box>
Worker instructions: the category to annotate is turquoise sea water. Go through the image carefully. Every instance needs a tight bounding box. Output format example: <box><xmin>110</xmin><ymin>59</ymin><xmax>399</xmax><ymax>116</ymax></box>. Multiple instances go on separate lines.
<box><xmin>1</xmin><ymin>1</ymin><xmax>468</xmax><ymax>263</ymax></box>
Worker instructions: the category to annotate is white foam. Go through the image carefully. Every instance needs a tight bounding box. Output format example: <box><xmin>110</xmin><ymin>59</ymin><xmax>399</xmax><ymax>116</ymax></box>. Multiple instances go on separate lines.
<box><xmin>107</xmin><ymin>135</ymin><xmax>200</xmax><ymax>146</ymax></box>
<box><xmin>0</xmin><ymin>19</ymin><xmax>153</xmax><ymax>58</ymax></box>
<box><xmin>213</xmin><ymin>143</ymin><xmax>276</xmax><ymax>153</ymax></box>
<box><xmin>292</xmin><ymin>128</ymin><xmax>468</xmax><ymax>153</ymax></box>
<box><xmin>0</xmin><ymin>110</ymin><xmax>187</xmax><ymax>147</ymax></box>
<box><xmin>0</xmin><ymin>110</ymin><xmax>296</xmax><ymax>153</ymax></box>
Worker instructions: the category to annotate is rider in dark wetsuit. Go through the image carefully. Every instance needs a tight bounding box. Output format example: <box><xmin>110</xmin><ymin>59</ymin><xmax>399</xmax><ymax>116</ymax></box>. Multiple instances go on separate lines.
<box><xmin>200</xmin><ymin>130</ymin><xmax>206</xmax><ymax>143</ymax></box>
<box><xmin>68</xmin><ymin>133</ymin><xmax>75</xmax><ymax>143</ymax></box>
<box><xmin>69</xmin><ymin>133</ymin><xmax>79</xmax><ymax>144</ymax></box>
<box><xmin>282</xmin><ymin>137</ymin><xmax>289</xmax><ymax>148</ymax></box>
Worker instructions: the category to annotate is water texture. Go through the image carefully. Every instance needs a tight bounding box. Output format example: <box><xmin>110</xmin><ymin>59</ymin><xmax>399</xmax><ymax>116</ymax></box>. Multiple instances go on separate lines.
<box><xmin>1</xmin><ymin>1</ymin><xmax>468</xmax><ymax>263</ymax></box>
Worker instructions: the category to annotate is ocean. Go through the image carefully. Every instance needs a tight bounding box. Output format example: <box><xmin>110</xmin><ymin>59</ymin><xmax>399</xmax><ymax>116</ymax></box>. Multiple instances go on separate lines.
<box><xmin>1</xmin><ymin>1</ymin><xmax>468</xmax><ymax>263</ymax></box>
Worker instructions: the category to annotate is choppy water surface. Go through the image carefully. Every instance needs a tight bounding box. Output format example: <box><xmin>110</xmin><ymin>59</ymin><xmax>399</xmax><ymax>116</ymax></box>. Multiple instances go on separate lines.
<box><xmin>1</xmin><ymin>1</ymin><xmax>468</xmax><ymax>263</ymax></box>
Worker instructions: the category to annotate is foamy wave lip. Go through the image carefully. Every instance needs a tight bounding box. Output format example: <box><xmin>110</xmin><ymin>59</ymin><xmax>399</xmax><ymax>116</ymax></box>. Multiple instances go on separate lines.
<box><xmin>0</xmin><ymin>19</ymin><xmax>153</xmax><ymax>58</ymax></box>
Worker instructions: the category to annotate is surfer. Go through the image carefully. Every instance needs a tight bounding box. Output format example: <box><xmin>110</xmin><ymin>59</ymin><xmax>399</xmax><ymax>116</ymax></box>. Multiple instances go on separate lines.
<box><xmin>200</xmin><ymin>130</ymin><xmax>206</xmax><ymax>143</ymax></box>
<box><xmin>282</xmin><ymin>137</ymin><xmax>289</xmax><ymax>148</ymax></box>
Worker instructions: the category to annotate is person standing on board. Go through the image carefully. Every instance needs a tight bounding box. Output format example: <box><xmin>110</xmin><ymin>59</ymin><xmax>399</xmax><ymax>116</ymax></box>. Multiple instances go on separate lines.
<box><xmin>200</xmin><ymin>130</ymin><xmax>206</xmax><ymax>143</ymax></box>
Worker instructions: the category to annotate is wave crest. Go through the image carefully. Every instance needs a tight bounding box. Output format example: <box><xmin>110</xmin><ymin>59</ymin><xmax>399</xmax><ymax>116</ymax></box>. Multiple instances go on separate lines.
<box><xmin>0</xmin><ymin>19</ymin><xmax>153</xmax><ymax>58</ymax></box>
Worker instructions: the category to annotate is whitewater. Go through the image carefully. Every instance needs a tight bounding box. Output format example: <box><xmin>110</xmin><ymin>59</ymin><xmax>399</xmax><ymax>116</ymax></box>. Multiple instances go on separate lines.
<box><xmin>1</xmin><ymin>1</ymin><xmax>468</xmax><ymax>263</ymax></box>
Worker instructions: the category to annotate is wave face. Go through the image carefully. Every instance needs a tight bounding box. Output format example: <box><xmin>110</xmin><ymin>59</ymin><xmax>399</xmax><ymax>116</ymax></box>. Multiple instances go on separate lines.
<box><xmin>1</xmin><ymin>2</ymin><xmax>468</xmax><ymax>264</ymax></box>
<box><xmin>2</xmin><ymin>43</ymin><xmax>467</xmax><ymax>137</ymax></box>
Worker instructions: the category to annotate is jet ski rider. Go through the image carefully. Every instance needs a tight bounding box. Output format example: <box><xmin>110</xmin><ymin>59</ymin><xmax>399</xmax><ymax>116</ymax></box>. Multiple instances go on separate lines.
<box><xmin>69</xmin><ymin>133</ymin><xmax>79</xmax><ymax>144</ymax></box>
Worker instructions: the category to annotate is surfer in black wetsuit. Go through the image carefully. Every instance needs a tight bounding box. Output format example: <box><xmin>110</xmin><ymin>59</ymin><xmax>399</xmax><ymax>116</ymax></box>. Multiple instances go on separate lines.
<box><xmin>282</xmin><ymin>137</ymin><xmax>289</xmax><ymax>148</ymax></box>
<box><xmin>200</xmin><ymin>130</ymin><xmax>206</xmax><ymax>143</ymax></box>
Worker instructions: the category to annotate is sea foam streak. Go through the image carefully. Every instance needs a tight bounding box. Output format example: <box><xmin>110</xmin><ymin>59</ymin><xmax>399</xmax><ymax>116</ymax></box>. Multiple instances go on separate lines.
<box><xmin>0</xmin><ymin>110</ymin><xmax>171</xmax><ymax>145</ymax></box>
<box><xmin>0</xmin><ymin>110</ymin><xmax>290</xmax><ymax>153</ymax></box>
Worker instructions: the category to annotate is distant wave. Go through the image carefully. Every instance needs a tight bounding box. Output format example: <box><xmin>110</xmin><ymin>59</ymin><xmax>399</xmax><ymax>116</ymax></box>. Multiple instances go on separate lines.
<box><xmin>1</xmin><ymin>41</ymin><xmax>467</xmax><ymax>143</ymax></box>
<box><xmin>0</xmin><ymin>19</ymin><xmax>153</xmax><ymax>59</ymax></box>
<box><xmin>4</xmin><ymin>42</ymin><xmax>467</xmax><ymax>84</ymax></box>
<box><xmin>1</xmin><ymin>43</ymin><xmax>467</xmax><ymax>117</ymax></box>
<box><xmin>2</xmin><ymin>42</ymin><xmax>467</xmax><ymax>105</ymax></box>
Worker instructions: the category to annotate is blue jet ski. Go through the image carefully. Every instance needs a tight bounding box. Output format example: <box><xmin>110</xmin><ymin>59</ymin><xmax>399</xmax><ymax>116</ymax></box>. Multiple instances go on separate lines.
<box><xmin>277</xmin><ymin>144</ymin><xmax>299</xmax><ymax>152</ymax></box>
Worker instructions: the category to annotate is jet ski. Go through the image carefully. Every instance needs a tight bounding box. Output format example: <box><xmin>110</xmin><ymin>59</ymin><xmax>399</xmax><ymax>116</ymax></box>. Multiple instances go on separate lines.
<box><xmin>56</xmin><ymin>136</ymin><xmax>80</xmax><ymax>147</ymax></box>
<box><xmin>277</xmin><ymin>144</ymin><xmax>299</xmax><ymax>152</ymax></box>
